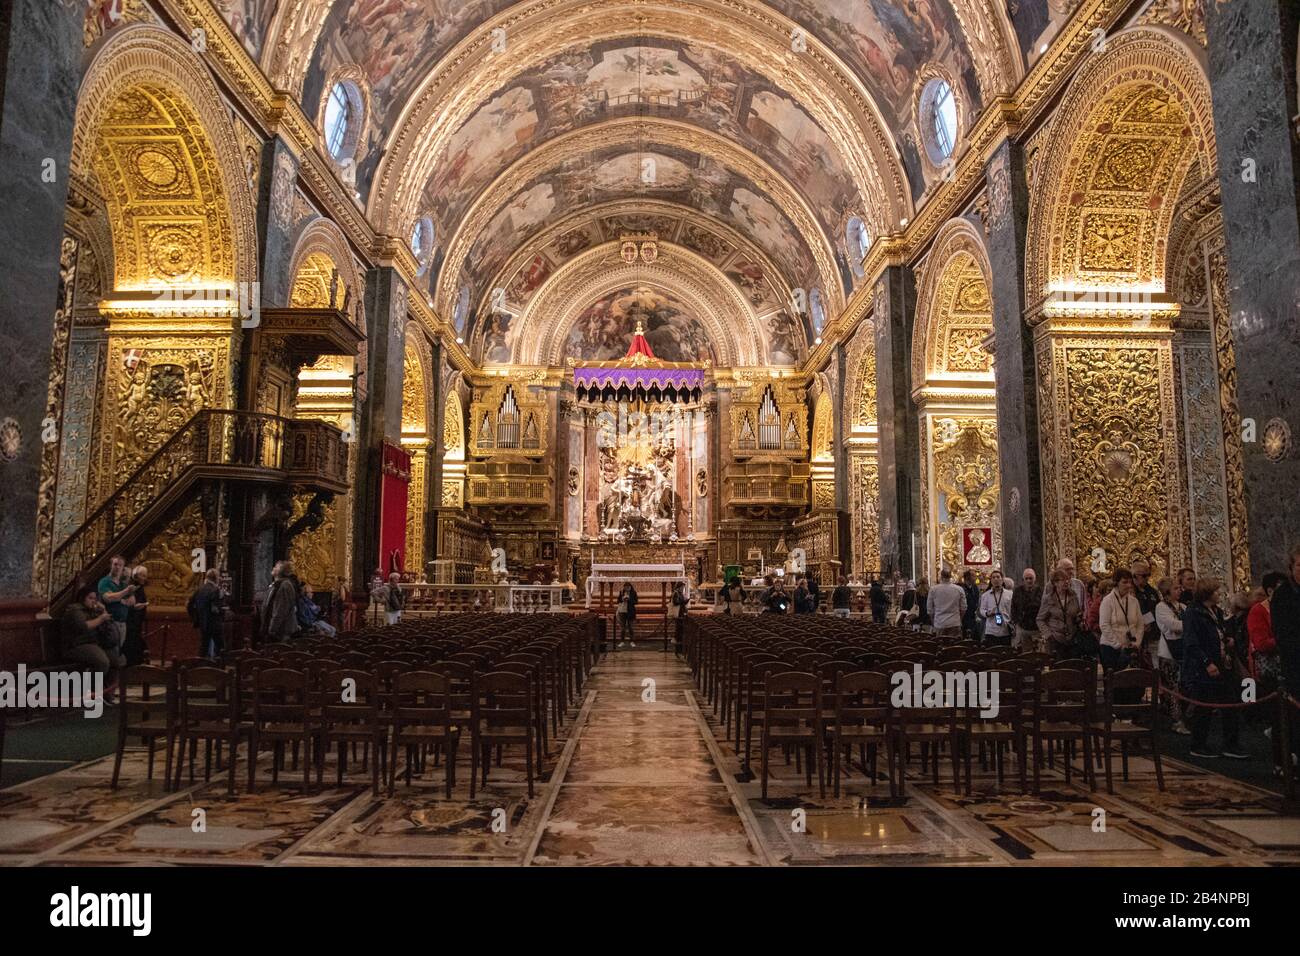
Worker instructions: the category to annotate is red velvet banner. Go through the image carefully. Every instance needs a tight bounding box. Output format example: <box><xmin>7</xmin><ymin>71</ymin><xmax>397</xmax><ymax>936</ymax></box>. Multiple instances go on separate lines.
<box><xmin>378</xmin><ymin>442</ymin><xmax>410</xmax><ymax>575</ymax></box>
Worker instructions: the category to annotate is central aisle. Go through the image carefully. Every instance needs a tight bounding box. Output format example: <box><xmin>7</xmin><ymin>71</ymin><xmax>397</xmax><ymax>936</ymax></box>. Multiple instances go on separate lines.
<box><xmin>529</xmin><ymin>648</ymin><xmax>765</xmax><ymax>865</ymax></box>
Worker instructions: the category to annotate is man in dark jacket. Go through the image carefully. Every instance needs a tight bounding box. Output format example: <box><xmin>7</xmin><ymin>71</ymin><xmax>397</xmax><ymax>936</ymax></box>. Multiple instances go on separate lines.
<box><xmin>1181</xmin><ymin>578</ymin><xmax>1248</xmax><ymax>760</ymax></box>
<box><xmin>961</xmin><ymin>570</ymin><xmax>982</xmax><ymax>642</ymax></box>
<box><xmin>1269</xmin><ymin>545</ymin><xmax>1300</xmax><ymax>765</ymax></box>
<box><xmin>189</xmin><ymin>568</ymin><xmax>224</xmax><ymax>658</ymax></box>
<box><xmin>1011</xmin><ymin>568</ymin><xmax>1044</xmax><ymax>653</ymax></box>
<box><xmin>869</xmin><ymin>580</ymin><xmax>888</xmax><ymax>623</ymax></box>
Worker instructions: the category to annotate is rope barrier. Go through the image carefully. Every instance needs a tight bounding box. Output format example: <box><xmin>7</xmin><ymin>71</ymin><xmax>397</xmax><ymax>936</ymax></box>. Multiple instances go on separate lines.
<box><xmin>1155</xmin><ymin>684</ymin><xmax>1279</xmax><ymax>709</ymax></box>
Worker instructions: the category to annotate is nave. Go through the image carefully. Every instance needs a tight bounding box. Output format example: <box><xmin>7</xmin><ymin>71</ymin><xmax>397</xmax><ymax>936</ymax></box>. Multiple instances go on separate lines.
<box><xmin>2</xmin><ymin>639</ymin><xmax>1296</xmax><ymax>868</ymax></box>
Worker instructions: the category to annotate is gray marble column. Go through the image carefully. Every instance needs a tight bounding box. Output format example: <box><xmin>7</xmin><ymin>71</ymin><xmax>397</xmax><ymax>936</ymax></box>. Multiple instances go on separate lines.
<box><xmin>873</xmin><ymin>265</ymin><xmax>920</xmax><ymax>578</ymax></box>
<box><xmin>426</xmin><ymin>339</ymin><xmax>444</xmax><ymax>567</ymax></box>
<box><xmin>1206</xmin><ymin>0</ymin><xmax>1300</xmax><ymax>572</ymax></box>
<box><xmin>350</xmin><ymin>268</ymin><xmax>407</xmax><ymax>581</ymax></box>
<box><xmin>0</xmin><ymin>0</ymin><xmax>82</xmax><ymax>598</ymax></box>
<box><xmin>255</xmin><ymin>138</ymin><xmax>301</xmax><ymax>310</ymax></box>
<box><xmin>983</xmin><ymin>141</ymin><xmax>1045</xmax><ymax>575</ymax></box>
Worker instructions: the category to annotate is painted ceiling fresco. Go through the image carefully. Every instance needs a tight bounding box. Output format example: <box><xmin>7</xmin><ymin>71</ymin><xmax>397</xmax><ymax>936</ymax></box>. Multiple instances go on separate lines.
<box><xmin>414</xmin><ymin>40</ymin><xmax>861</xmax><ymax>257</ymax></box>
<box><xmin>474</xmin><ymin>203</ymin><xmax>804</xmax><ymax>365</ymax></box>
<box><xmin>459</xmin><ymin>142</ymin><xmax>820</xmax><ymax>311</ymax></box>
<box><xmin>202</xmin><ymin>1</ymin><xmax>1072</xmax><ymax>364</ymax></box>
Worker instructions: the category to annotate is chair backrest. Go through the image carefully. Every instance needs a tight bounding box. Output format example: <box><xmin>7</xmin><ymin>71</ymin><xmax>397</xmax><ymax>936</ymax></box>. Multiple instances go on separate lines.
<box><xmin>178</xmin><ymin>666</ymin><xmax>234</xmax><ymax>726</ymax></box>
<box><xmin>251</xmin><ymin>667</ymin><xmax>309</xmax><ymax>723</ymax></box>
<box><xmin>118</xmin><ymin>664</ymin><xmax>175</xmax><ymax>728</ymax></box>
<box><xmin>835</xmin><ymin>670</ymin><xmax>891</xmax><ymax>725</ymax></box>
<box><xmin>960</xmin><ymin>668</ymin><xmax>1020</xmax><ymax>724</ymax></box>
<box><xmin>1105</xmin><ymin>667</ymin><xmax>1157</xmax><ymax>722</ymax></box>
<box><xmin>763</xmin><ymin>670</ymin><xmax>820</xmax><ymax>725</ymax></box>
<box><xmin>392</xmin><ymin>670</ymin><xmax>453</xmax><ymax>727</ymax></box>
<box><xmin>1038</xmin><ymin>667</ymin><xmax>1093</xmax><ymax>723</ymax></box>
<box><xmin>320</xmin><ymin>668</ymin><xmax>379</xmax><ymax>722</ymax></box>
<box><xmin>474</xmin><ymin>670</ymin><xmax>532</xmax><ymax>729</ymax></box>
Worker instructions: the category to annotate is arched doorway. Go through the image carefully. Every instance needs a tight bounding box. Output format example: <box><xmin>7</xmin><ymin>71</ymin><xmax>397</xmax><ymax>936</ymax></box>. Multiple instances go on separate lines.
<box><xmin>913</xmin><ymin>220</ymin><xmax>999</xmax><ymax>581</ymax></box>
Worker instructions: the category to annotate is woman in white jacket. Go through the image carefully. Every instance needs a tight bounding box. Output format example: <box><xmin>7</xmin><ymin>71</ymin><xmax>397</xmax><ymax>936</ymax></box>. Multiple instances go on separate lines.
<box><xmin>1098</xmin><ymin>568</ymin><xmax>1145</xmax><ymax>674</ymax></box>
<box><xmin>1154</xmin><ymin>577</ymin><xmax>1189</xmax><ymax>734</ymax></box>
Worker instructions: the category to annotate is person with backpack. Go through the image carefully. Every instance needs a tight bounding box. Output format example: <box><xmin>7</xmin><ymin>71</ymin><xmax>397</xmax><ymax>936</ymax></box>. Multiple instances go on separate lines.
<box><xmin>187</xmin><ymin>569</ymin><xmax>224</xmax><ymax>659</ymax></box>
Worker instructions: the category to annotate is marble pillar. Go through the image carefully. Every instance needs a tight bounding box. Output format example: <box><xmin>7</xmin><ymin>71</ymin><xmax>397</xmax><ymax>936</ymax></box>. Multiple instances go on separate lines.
<box><xmin>1206</xmin><ymin>0</ymin><xmax>1300</xmax><ymax>572</ymax></box>
<box><xmin>983</xmin><ymin>141</ymin><xmax>1045</xmax><ymax>575</ymax></box>
<box><xmin>352</xmin><ymin>267</ymin><xmax>408</xmax><ymax>581</ymax></box>
<box><xmin>0</xmin><ymin>0</ymin><xmax>82</xmax><ymax>598</ymax></box>
<box><xmin>873</xmin><ymin>265</ymin><xmax>920</xmax><ymax>578</ymax></box>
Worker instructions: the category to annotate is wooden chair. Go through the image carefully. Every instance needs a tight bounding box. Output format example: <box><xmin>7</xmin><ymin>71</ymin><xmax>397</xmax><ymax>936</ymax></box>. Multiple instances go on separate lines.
<box><xmin>830</xmin><ymin>671</ymin><xmax>895</xmax><ymax>798</ymax></box>
<box><xmin>173</xmin><ymin>666</ymin><xmax>244</xmax><ymax>794</ymax></box>
<box><xmin>112</xmin><ymin>665</ymin><xmax>176</xmax><ymax>790</ymax></box>
<box><xmin>960</xmin><ymin>668</ymin><xmax>1028</xmax><ymax>794</ymax></box>
<box><xmin>1090</xmin><ymin>667</ymin><xmax>1164</xmax><ymax>793</ymax></box>
<box><xmin>1033</xmin><ymin>668</ymin><xmax>1097</xmax><ymax>791</ymax></box>
<box><xmin>248</xmin><ymin>667</ymin><xmax>316</xmax><ymax>793</ymax></box>
<box><xmin>760</xmin><ymin>671</ymin><xmax>824</xmax><ymax>800</ymax></box>
<box><xmin>388</xmin><ymin>671</ymin><xmax>461</xmax><ymax>798</ymax></box>
<box><xmin>318</xmin><ymin>668</ymin><xmax>385</xmax><ymax>795</ymax></box>
<box><xmin>470</xmin><ymin>671</ymin><xmax>537</xmax><ymax>798</ymax></box>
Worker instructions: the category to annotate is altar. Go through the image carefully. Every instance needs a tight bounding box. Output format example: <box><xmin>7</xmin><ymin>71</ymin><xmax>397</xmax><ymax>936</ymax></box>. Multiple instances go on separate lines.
<box><xmin>566</xmin><ymin>322</ymin><xmax>711</xmax><ymax>553</ymax></box>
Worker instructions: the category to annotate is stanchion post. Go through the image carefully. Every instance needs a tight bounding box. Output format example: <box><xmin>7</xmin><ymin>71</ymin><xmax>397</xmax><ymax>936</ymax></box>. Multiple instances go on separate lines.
<box><xmin>1278</xmin><ymin>673</ymin><xmax>1296</xmax><ymax>808</ymax></box>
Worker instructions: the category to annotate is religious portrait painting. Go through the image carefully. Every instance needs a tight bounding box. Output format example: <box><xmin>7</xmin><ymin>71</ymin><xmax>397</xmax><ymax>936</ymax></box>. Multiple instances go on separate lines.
<box><xmin>962</xmin><ymin>526</ymin><xmax>994</xmax><ymax>565</ymax></box>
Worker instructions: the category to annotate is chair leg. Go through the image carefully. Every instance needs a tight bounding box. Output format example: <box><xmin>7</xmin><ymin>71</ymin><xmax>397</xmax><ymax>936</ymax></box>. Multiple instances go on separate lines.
<box><xmin>1103</xmin><ymin>733</ymin><xmax>1114</xmax><ymax>794</ymax></box>
<box><xmin>111</xmin><ymin>725</ymin><xmax>127</xmax><ymax>790</ymax></box>
<box><xmin>163</xmin><ymin>731</ymin><xmax>175</xmax><ymax>793</ymax></box>
<box><xmin>248</xmin><ymin>730</ymin><xmax>258</xmax><ymax>793</ymax></box>
<box><xmin>760</xmin><ymin>733</ymin><xmax>769</xmax><ymax>800</ymax></box>
<box><xmin>446</xmin><ymin>739</ymin><xmax>457</xmax><ymax>800</ymax></box>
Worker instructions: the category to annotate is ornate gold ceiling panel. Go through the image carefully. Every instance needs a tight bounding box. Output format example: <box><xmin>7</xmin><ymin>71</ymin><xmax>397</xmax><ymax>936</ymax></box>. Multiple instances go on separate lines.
<box><xmin>512</xmin><ymin>242</ymin><xmax>766</xmax><ymax>368</ymax></box>
<box><xmin>368</xmin><ymin>0</ymin><xmax>910</xmax><ymax>243</ymax></box>
<box><xmin>477</xmin><ymin>197</ymin><xmax>798</xmax><ymax>343</ymax></box>
<box><xmin>912</xmin><ymin>218</ymin><xmax>995</xmax><ymax>388</ymax></box>
<box><xmin>73</xmin><ymin>24</ymin><xmax>258</xmax><ymax>289</ymax></box>
<box><xmin>1024</xmin><ymin>28</ymin><xmax>1216</xmax><ymax>310</ymax></box>
<box><xmin>433</xmin><ymin>116</ymin><xmax>842</xmax><ymax>323</ymax></box>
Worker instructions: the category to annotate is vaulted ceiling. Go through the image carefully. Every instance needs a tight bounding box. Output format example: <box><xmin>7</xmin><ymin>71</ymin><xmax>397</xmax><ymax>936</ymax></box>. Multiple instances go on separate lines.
<box><xmin>215</xmin><ymin>0</ymin><xmax>1072</xmax><ymax>365</ymax></box>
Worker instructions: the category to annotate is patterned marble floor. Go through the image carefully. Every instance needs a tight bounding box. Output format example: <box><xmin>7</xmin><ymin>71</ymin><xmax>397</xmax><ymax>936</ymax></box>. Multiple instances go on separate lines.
<box><xmin>1</xmin><ymin>648</ymin><xmax>1297</xmax><ymax>866</ymax></box>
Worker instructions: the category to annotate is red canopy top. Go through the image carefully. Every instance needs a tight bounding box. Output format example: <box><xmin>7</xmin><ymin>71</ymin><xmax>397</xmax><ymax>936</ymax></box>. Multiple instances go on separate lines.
<box><xmin>625</xmin><ymin>321</ymin><xmax>655</xmax><ymax>361</ymax></box>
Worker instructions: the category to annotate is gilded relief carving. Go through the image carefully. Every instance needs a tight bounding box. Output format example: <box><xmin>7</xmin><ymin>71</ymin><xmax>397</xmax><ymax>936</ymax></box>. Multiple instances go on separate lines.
<box><xmin>111</xmin><ymin>343</ymin><xmax>225</xmax><ymax>478</ymax></box>
<box><xmin>930</xmin><ymin>417</ymin><xmax>1000</xmax><ymax>575</ymax></box>
<box><xmin>1059</xmin><ymin>342</ymin><xmax>1179</xmax><ymax>575</ymax></box>
<box><xmin>288</xmin><ymin>493</ymin><xmax>337</xmax><ymax>590</ymax></box>
<box><xmin>136</xmin><ymin>499</ymin><xmax>206</xmax><ymax>606</ymax></box>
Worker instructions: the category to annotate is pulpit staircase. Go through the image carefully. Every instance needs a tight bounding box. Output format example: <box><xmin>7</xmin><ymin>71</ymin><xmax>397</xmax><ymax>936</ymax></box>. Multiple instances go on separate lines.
<box><xmin>47</xmin><ymin>409</ymin><xmax>349</xmax><ymax>615</ymax></box>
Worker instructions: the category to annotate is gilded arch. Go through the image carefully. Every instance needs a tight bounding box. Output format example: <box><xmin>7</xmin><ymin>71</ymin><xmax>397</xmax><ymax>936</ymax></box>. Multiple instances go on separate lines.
<box><xmin>1025</xmin><ymin>27</ymin><xmax>1215</xmax><ymax>578</ymax></box>
<box><xmin>73</xmin><ymin>24</ymin><xmax>258</xmax><ymax>289</ymax></box>
<box><xmin>513</xmin><ymin>243</ymin><xmax>766</xmax><ymax>368</ymax></box>
<box><xmin>912</xmin><ymin>218</ymin><xmax>999</xmax><ymax>579</ymax></box>
<box><xmin>1025</xmin><ymin>27</ymin><xmax>1216</xmax><ymax>306</ymax></box>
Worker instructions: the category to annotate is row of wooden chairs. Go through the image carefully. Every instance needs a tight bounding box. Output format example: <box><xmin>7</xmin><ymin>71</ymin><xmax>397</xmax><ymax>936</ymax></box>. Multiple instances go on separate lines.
<box><xmin>111</xmin><ymin>614</ymin><xmax>600</xmax><ymax>797</ymax></box>
<box><xmin>749</xmin><ymin>664</ymin><xmax>1162</xmax><ymax>798</ymax></box>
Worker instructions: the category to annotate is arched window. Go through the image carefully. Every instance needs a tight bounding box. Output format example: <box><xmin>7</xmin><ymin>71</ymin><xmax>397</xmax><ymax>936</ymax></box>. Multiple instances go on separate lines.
<box><xmin>920</xmin><ymin>77</ymin><xmax>958</xmax><ymax>166</ymax></box>
<box><xmin>323</xmin><ymin>80</ymin><xmax>363</xmax><ymax>162</ymax></box>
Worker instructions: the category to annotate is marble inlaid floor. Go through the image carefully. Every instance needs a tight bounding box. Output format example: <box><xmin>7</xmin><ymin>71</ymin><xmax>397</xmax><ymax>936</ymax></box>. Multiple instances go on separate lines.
<box><xmin>1</xmin><ymin>648</ymin><xmax>1297</xmax><ymax>866</ymax></box>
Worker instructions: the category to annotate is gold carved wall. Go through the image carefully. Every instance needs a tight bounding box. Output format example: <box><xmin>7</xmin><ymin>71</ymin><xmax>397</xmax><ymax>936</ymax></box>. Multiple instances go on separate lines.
<box><xmin>401</xmin><ymin>341</ymin><xmax>431</xmax><ymax>566</ymax></box>
<box><xmin>135</xmin><ymin>499</ymin><xmax>205</xmax><ymax>606</ymax></box>
<box><xmin>1036</xmin><ymin>335</ymin><xmax>1184</xmax><ymax>577</ymax></box>
<box><xmin>1026</xmin><ymin>31</ymin><xmax>1211</xmax><ymax>579</ymax></box>
<box><xmin>288</xmin><ymin>493</ymin><xmax>338</xmax><ymax>590</ymax></box>
<box><xmin>98</xmin><ymin>334</ymin><xmax>231</xmax><ymax>495</ymax></box>
<box><xmin>922</xmin><ymin>417</ymin><xmax>1001</xmax><ymax>578</ymax></box>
